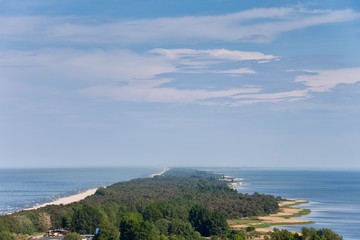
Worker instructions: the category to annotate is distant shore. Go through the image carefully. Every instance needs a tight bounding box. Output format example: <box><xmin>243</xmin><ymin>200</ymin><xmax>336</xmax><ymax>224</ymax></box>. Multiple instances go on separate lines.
<box><xmin>150</xmin><ymin>168</ymin><xmax>170</xmax><ymax>177</ymax></box>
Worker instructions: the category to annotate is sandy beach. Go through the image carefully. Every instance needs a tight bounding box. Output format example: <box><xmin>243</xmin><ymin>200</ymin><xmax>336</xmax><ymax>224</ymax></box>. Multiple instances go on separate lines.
<box><xmin>20</xmin><ymin>169</ymin><xmax>169</xmax><ymax>212</ymax></box>
<box><xmin>24</xmin><ymin>188</ymin><xmax>99</xmax><ymax>211</ymax></box>
<box><xmin>150</xmin><ymin>168</ymin><xmax>170</xmax><ymax>177</ymax></box>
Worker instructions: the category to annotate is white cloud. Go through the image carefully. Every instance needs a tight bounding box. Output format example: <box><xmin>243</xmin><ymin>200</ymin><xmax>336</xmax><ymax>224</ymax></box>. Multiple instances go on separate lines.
<box><xmin>3</xmin><ymin>47</ymin><xmax>360</xmax><ymax>107</ymax></box>
<box><xmin>150</xmin><ymin>48</ymin><xmax>275</xmax><ymax>73</ymax></box>
<box><xmin>79</xmin><ymin>81</ymin><xmax>262</xmax><ymax>104</ymax></box>
<box><xmin>150</xmin><ymin>48</ymin><xmax>277</xmax><ymax>62</ymax></box>
<box><xmin>0</xmin><ymin>49</ymin><xmax>176</xmax><ymax>83</ymax></box>
<box><xmin>294</xmin><ymin>68</ymin><xmax>360</xmax><ymax>92</ymax></box>
<box><xmin>1</xmin><ymin>8</ymin><xmax>358</xmax><ymax>45</ymax></box>
<box><xmin>218</xmin><ymin>68</ymin><xmax>257</xmax><ymax>75</ymax></box>
<box><xmin>233</xmin><ymin>89</ymin><xmax>310</xmax><ymax>100</ymax></box>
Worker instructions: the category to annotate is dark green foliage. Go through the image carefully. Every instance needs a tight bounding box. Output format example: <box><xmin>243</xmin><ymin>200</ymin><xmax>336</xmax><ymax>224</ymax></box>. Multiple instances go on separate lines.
<box><xmin>267</xmin><ymin>228</ymin><xmax>301</xmax><ymax>240</ymax></box>
<box><xmin>0</xmin><ymin>231</ymin><xmax>16</xmax><ymax>240</ymax></box>
<box><xmin>246</xmin><ymin>226</ymin><xmax>255</xmax><ymax>232</ymax></box>
<box><xmin>14</xmin><ymin>215</ymin><xmax>35</xmax><ymax>234</ymax></box>
<box><xmin>301</xmin><ymin>227</ymin><xmax>343</xmax><ymax>240</ymax></box>
<box><xmin>86</xmin><ymin>171</ymin><xmax>279</xmax><ymax>218</ymax></box>
<box><xmin>63</xmin><ymin>232</ymin><xmax>82</xmax><ymax>240</ymax></box>
<box><xmin>119</xmin><ymin>212</ymin><xmax>143</xmax><ymax>240</ymax></box>
<box><xmin>208</xmin><ymin>211</ymin><xmax>228</xmax><ymax>236</ymax></box>
<box><xmin>119</xmin><ymin>212</ymin><xmax>158</xmax><ymax>240</ymax></box>
<box><xmin>94</xmin><ymin>221</ymin><xmax>119</xmax><ymax>240</ymax></box>
<box><xmin>188</xmin><ymin>204</ymin><xmax>228</xmax><ymax>237</ymax></box>
<box><xmin>227</xmin><ymin>230</ymin><xmax>245</xmax><ymax>240</ymax></box>
<box><xmin>155</xmin><ymin>219</ymin><xmax>170</xmax><ymax>235</ymax></box>
<box><xmin>71</xmin><ymin>204</ymin><xmax>105</xmax><ymax>234</ymax></box>
<box><xmin>188</xmin><ymin>204</ymin><xmax>211</xmax><ymax>236</ymax></box>
<box><xmin>266</xmin><ymin>228</ymin><xmax>343</xmax><ymax>240</ymax></box>
<box><xmin>168</xmin><ymin>219</ymin><xmax>194</xmax><ymax>238</ymax></box>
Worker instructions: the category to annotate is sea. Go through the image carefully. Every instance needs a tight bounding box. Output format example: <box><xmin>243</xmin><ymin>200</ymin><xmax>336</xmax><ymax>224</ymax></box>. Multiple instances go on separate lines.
<box><xmin>1</xmin><ymin>167</ymin><xmax>359</xmax><ymax>240</ymax></box>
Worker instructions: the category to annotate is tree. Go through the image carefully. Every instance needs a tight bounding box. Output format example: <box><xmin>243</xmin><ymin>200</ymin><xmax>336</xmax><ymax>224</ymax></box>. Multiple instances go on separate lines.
<box><xmin>189</xmin><ymin>205</ymin><xmax>228</xmax><ymax>237</ymax></box>
<box><xmin>14</xmin><ymin>215</ymin><xmax>35</xmax><ymax>235</ymax></box>
<box><xmin>63</xmin><ymin>232</ymin><xmax>82</xmax><ymax>240</ymax></box>
<box><xmin>71</xmin><ymin>204</ymin><xmax>105</xmax><ymax>234</ymax></box>
<box><xmin>94</xmin><ymin>221</ymin><xmax>119</xmax><ymax>240</ymax></box>
<box><xmin>155</xmin><ymin>219</ymin><xmax>170</xmax><ymax>236</ymax></box>
<box><xmin>188</xmin><ymin>204</ymin><xmax>211</xmax><ymax>236</ymax></box>
<box><xmin>0</xmin><ymin>231</ymin><xmax>16</xmax><ymax>240</ymax></box>
<box><xmin>119</xmin><ymin>212</ymin><xmax>142</xmax><ymax>240</ymax></box>
<box><xmin>119</xmin><ymin>212</ymin><xmax>159</xmax><ymax>240</ymax></box>
<box><xmin>227</xmin><ymin>230</ymin><xmax>245</xmax><ymax>240</ymax></box>
<box><xmin>267</xmin><ymin>228</ymin><xmax>301</xmax><ymax>240</ymax></box>
<box><xmin>168</xmin><ymin>219</ymin><xmax>194</xmax><ymax>238</ymax></box>
<box><xmin>301</xmin><ymin>227</ymin><xmax>343</xmax><ymax>240</ymax></box>
<box><xmin>208</xmin><ymin>211</ymin><xmax>228</xmax><ymax>236</ymax></box>
<box><xmin>246</xmin><ymin>226</ymin><xmax>255</xmax><ymax>232</ymax></box>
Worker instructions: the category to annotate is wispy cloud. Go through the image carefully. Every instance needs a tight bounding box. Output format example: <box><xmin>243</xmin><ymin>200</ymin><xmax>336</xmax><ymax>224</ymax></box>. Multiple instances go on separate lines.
<box><xmin>1</xmin><ymin>8</ymin><xmax>359</xmax><ymax>45</ymax></box>
<box><xmin>218</xmin><ymin>68</ymin><xmax>257</xmax><ymax>75</ymax></box>
<box><xmin>79</xmin><ymin>80</ymin><xmax>262</xmax><ymax>104</ymax></box>
<box><xmin>150</xmin><ymin>48</ymin><xmax>278</xmax><ymax>62</ymax></box>
<box><xmin>295</xmin><ymin>68</ymin><xmax>360</xmax><ymax>92</ymax></box>
<box><xmin>2</xmin><ymin>47</ymin><xmax>360</xmax><ymax>107</ymax></box>
<box><xmin>0</xmin><ymin>49</ymin><xmax>176</xmax><ymax>83</ymax></box>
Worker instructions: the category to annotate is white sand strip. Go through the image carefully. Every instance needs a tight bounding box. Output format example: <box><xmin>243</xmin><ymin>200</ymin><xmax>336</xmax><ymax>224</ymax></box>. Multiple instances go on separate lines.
<box><xmin>24</xmin><ymin>188</ymin><xmax>99</xmax><ymax>211</ymax></box>
<box><xmin>150</xmin><ymin>168</ymin><xmax>170</xmax><ymax>177</ymax></box>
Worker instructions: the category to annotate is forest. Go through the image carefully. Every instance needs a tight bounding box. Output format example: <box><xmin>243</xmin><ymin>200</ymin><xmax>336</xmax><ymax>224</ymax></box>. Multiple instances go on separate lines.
<box><xmin>0</xmin><ymin>169</ymin><xmax>342</xmax><ymax>240</ymax></box>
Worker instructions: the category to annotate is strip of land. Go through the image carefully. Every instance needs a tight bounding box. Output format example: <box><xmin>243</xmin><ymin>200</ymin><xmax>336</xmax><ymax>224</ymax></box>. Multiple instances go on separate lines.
<box><xmin>150</xmin><ymin>168</ymin><xmax>170</xmax><ymax>177</ymax></box>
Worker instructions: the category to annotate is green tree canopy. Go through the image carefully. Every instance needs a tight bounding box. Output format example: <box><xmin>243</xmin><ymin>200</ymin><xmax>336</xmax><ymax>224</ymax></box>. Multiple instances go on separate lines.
<box><xmin>71</xmin><ymin>204</ymin><xmax>105</xmax><ymax>234</ymax></box>
<box><xmin>0</xmin><ymin>231</ymin><xmax>16</xmax><ymax>240</ymax></box>
<box><xmin>63</xmin><ymin>232</ymin><xmax>82</xmax><ymax>240</ymax></box>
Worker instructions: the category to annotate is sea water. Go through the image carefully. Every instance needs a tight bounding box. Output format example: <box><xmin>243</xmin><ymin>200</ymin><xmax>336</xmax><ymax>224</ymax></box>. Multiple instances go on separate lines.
<box><xmin>209</xmin><ymin>168</ymin><xmax>360</xmax><ymax>240</ymax></box>
<box><xmin>0</xmin><ymin>167</ymin><xmax>162</xmax><ymax>214</ymax></box>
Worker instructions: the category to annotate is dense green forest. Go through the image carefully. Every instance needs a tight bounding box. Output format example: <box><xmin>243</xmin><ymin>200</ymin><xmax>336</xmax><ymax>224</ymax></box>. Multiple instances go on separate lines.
<box><xmin>0</xmin><ymin>169</ymin><xmax>343</xmax><ymax>240</ymax></box>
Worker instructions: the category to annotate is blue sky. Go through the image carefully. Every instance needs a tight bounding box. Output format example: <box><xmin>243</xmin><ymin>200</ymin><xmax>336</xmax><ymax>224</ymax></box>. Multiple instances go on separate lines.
<box><xmin>1</xmin><ymin>0</ymin><xmax>360</xmax><ymax>168</ymax></box>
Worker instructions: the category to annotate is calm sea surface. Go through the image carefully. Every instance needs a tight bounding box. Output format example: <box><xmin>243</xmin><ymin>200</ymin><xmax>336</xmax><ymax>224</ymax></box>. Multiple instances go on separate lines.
<box><xmin>206</xmin><ymin>168</ymin><xmax>360</xmax><ymax>240</ymax></box>
<box><xmin>0</xmin><ymin>167</ymin><xmax>161</xmax><ymax>214</ymax></box>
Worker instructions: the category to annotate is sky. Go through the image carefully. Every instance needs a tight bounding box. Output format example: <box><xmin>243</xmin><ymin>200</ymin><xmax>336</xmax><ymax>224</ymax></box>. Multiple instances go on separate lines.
<box><xmin>1</xmin><ymin>0</ymin><xmax>360</xmax><ymax>169</ymax></box>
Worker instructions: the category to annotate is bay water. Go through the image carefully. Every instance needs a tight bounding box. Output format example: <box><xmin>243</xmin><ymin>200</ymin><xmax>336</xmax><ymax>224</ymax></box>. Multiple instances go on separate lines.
<box><xmin>209</xmin><ymin>168</ymin><xmax>360</xmax><ymax>240</ymax></box>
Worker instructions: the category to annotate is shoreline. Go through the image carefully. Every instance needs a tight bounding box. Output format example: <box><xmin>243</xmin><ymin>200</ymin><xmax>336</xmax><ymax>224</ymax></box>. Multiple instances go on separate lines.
<box><xmin>19</xmin><ymin>168</ymin><xmax>170</xmax><ymax>213</ymax></box>
<box><xmin>150</xmin><ymin>167</ymin><xmax>170</xmax><ymax>177</ymax></box>
<box><xmin>229</xmin><ymin>199</ymin><xmax>313</xmax><ymax>237</ymax></box>
<box><xmin>22</xmin><ymin>188</ymin><xmax>99</xmax><ymax>212</ymax></box>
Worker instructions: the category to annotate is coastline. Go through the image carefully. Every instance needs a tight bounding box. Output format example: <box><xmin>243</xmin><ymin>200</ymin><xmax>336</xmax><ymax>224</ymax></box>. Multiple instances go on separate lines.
<box><xmin>20</xmin><ymin>168</ymin><xmax>169</xmax><ymax>213</ymax></box>
<box><xmin>150</xmin><ymin>168</ymin><xmax>170</xmax><ymax>177</ymax></box>
<box><xmin>229</xmin><ymin>199</ymin><xmax>313</xmax><ymax>237</ymax></box>
<box><xmin>23</xmin><ymin>188</ymin><xmax>99</xmax><ymax>211</ymax></box>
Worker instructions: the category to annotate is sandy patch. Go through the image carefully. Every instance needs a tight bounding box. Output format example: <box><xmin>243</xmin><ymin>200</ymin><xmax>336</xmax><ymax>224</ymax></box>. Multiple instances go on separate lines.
<box><xmin>278</xmin><ymin>199</ymin><xmax>308</xmax><ymax>207</ymax></box>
